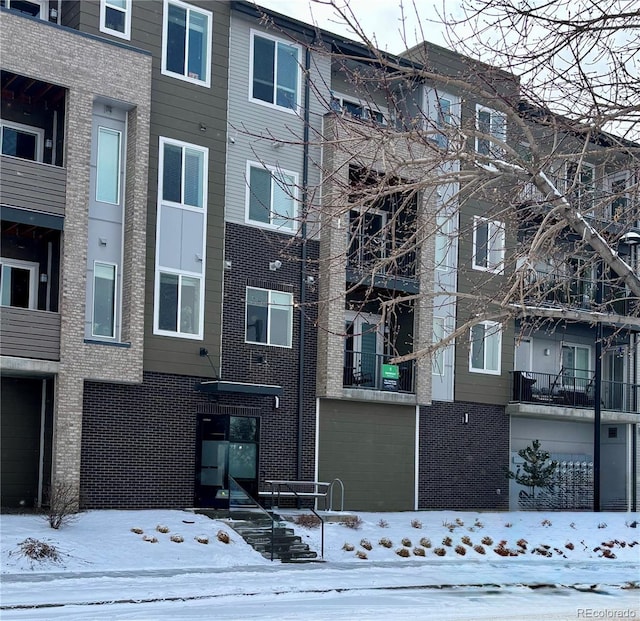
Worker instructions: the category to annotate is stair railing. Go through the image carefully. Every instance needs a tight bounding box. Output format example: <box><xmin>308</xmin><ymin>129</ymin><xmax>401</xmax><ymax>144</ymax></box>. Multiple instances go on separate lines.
<box><xmin>279</xmin><ymin>482</ymin><xmax>325</xmax><ymax>559</ymax></box>
<box><xmin>228</xmin><ymin>476</ymin><xmax>277</xmax><ymax>561</ymax></box>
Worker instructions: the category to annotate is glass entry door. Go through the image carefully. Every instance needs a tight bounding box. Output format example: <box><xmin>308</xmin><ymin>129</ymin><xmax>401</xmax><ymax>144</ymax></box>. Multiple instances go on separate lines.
<box><xmin>195</xmin><ymin>414</ymin><xmax>260</xmax><ymax>508</ymax></box>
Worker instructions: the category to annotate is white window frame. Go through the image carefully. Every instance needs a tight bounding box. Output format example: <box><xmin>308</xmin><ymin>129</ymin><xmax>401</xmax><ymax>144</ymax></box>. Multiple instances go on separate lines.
<box><xmin>472</xmin><ymin>216</ymin><xmax>505</xmax><ymax>273</ymax></box>
<box><xmin>475</xmin><ymin>104</ymin><xmax>506</xmax><ymax>156</ymax></box>
<box><xmin>607</xmin><ymin>171</ymin><xmax>630</xmax><ymax>221</ymax></box>
<box><xmin>0</xmin><ymin>257</ymin><xmax>39</xmax><ymax>309</ymax></box>
<box><xmin>4</xmin><ymin>0</ymin><xmax>47</xmax><ymax>19</ymax></box>
<box><xmin>95</xmin><ymin>126</ymin><xmax>122</xmax><ymax>205</ymax></box>
<box><xmin>469</xmin><ymin>320</ymin><xmax>502</xmax><ymax>375</ymax></box>
<box><xmin>330</xmin><ymin>92</ymin><xmax>388</xmax><ymax>125</ymax></box>
<box><xmin>154</xmin><ymin>137</ymin><xmax>208</xmax><ymax>339</ymax></box>
<box><xmin>435</xmin><ymin>212</ymin><xmax>456</xmax><ymax>271</ymax></box>
<box><xmin>245</xmin><ymin>161</ymin><xmax>298</xmax><ymax>233</ymax></box>
<box><xmin>561</xmin><ymin>343</ymin><xmax>591</xmax><ymax>383</ymax></box>
<box><xmin>99</xmin><ymin>0</ymin><xmax>131</xmax><ymax>40</ymax></box>
<box><xmin>245</xmin><ymin>286</ymin><xmax>293</xmax><ymax>348</ymax></box>
<box><xmin>91</xmin><ymin>261</ymin><xmax>118</xmax><ymax>339</ymax></box>
<box><xmin>0</xmin><ymin>120</ymin><xmax>45</xmax><ymax>162</ymax></box>
<box><xmin>161</xmin><ymin>0</ymin><xmax>212</xmax><ymax>87</ymax></box>
<box><xmin>249</xmin><ymin>29</ymin><xmax>301</xmax><ymax>113</ymax></box>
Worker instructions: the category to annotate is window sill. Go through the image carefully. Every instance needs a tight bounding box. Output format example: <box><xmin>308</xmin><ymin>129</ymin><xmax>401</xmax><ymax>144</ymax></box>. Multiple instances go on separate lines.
<box><xmin>84</xmin><ymin>339</ymin><xmax>131</xmax><ymax>348</ymax></box>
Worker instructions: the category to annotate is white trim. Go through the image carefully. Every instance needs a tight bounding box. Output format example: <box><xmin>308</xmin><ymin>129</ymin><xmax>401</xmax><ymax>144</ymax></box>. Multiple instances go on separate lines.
<box><xmin>475</xmin><ymin>104</ymin><xmax>506</xmax><ymax>155</ymax></box>
<box><xmin>161</xmin><ymin>0</ymin><xmax>212</xmax><ymax>88</ymax></box>
<box><xmin>99</xmin><ymin>0</ymin><xmax>131</xmax><ymax>40</ymax></box>
<box><xmin>249</xmin><ymin>29</ymin><xmax>301</xmax><ymax>114</ymax></box>
<box><xmin>0</xmin><ymin>119</ymin><xmax>45</xmax><ymax>162</ymax></box>
<box><xmin>91</xmin><ymin>261</ymin><xmax>118</xmax><ymax>339</ymax></box>
<box><xmin>154</xmin><ymin>136</ymin><xmax>208</xmax><ymax>339</ymax></box>
<box><xmin>314</xmin><ymin>398</ymin><xmax>320</xmax><ymax>484</ymax></box>
<box><xmin>330</xmin><ymin>91</ymin><xmax>388</xmax><ymax>125</ymax></box>
<box><xmin>245</xmin><ymin>286</ymin><xmax>293</xmax><ymax>348</ymax></box>
<box><xmin>5</xmin><ymin>0</ymin><xmax>47</xmax><ymax>20</ymax></box>
<box><xmin>95</xmin><ymin>126</ymin><xmax>122</xmax><ymax>205</ymax></box>
<box><xmin>469</xmin><ymin>320</ymin><xmax>502</xmax><ymax>375</ymax></box>
<box><xmin>0</xmin><ymin>257</ymin><xmax>39</xmax><ymax>309</ymax></box>
<box><xmin>245</xmin><ymin>160</ymin><xmax>299</xmax><ymax>233</ymax></box>
<box><xmin>472</xmin><ymin>215</ymin><xmax>505</xmax><ymax>273</ymax></box>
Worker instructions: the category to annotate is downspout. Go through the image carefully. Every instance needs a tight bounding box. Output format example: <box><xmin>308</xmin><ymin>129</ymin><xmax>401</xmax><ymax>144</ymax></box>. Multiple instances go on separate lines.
<box><xmin>297</xmin><ymin>44</ymin><xmax>312</xmax><ymax>482</ymax></box>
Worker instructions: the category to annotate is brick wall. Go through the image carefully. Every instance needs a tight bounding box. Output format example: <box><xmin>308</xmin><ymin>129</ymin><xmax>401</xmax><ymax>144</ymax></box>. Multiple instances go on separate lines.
<box><xmin>222</xmin><ymin>223</ymin><xmax>319</xmax><ymax>486</ymax></box>
<box><xmin>418</xmin><ymin>400</ymin><xmax>510</xmax><ymax>510</ymax></box>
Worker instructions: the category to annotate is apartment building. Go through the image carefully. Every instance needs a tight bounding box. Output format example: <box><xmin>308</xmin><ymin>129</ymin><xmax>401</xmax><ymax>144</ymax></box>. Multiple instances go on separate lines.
<box><xmin>1</xmin><ymin>0</ymin><xmax>636</xmax><ymax>513</ymax></box>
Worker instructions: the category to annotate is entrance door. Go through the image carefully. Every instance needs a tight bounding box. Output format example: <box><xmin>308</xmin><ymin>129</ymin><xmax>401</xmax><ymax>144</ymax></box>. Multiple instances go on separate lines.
<box><xmin>195</xmin><ymin>414</ymin><xmax>260</xmax><ymax>508</ymax></box>
<box><xmin>344</xmin><ymin>311</ymin><xmax>383</xmax><ymax>388</ymax></box>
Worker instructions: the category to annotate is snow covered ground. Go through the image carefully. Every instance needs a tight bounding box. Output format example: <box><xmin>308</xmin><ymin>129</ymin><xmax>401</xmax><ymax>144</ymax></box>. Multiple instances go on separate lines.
<box><xmin>1</xmin><ymin>509</ymin><xmax>638</xmax><ymax>620</ymax></box>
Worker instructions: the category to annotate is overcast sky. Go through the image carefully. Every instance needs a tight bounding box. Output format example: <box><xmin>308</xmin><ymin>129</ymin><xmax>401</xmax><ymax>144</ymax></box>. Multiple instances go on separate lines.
<box><xmin>253</xmin><ymin>0</ymin><xmax>465</xmax><ymax>54</ymax></box>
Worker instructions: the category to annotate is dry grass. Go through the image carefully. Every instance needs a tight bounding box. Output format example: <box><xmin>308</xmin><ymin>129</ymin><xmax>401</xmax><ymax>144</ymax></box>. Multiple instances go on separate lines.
<box><xmin>294</xmin><ymin>514</ymin><xmax>321</xmax><ymax>529</ymax></box>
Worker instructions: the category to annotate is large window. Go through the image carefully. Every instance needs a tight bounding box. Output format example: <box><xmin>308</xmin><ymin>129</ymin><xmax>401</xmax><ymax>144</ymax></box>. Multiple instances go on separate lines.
<box><xmin>562</xmin><ymin>344</ymin><xmax>591</xmax><ymax>382</ymax></box>
<box><xmin>1</xmin><ymin>120</ymin><xmax>44</xmax><ymax>162</ymax></box>
<box><xmin>472</xmin><ymin>216</ymin><xmax>505</xmax><ymax>273</ymax></box>
<box><xmin>566</xmin><ymin>161</ymin><xmax>595</xmax><ymax>213</ymax></box>
<box><xmin>92</xmin><ymin>262</ymin><xmax>117</xmax><ymax>338</ymax></box>
<box><xmin>0</xmin><ymin>258</ymin><xmax>38</xmax><ymax>309</ymax></box>
<box><xmin>95</xmin><ymin>126</ymin><xmax>122</xmax><ymax>204</ymax></box>
<box><xmin>475</xmin><ymin>105</ymin><xmax>506</xmax><ymax>156</ymax></box>
<box><xmin>154</xmin><ymin>138</ymin><xmax>207</xmax><ymax>339</ymax></box>
<box><xmin>100</xmin><ymin>0</ymin><xmax>131</xmax><ymax>39</ymax></box>
<box><xmin>250</xmin><ymin>31</ymin><xmax>300</xmax><ymax>111</ymax></box>
<box><xmin>470</xmin><ymin>321</ymin><xmax>502</xmax><ymax>374</ymax></box>
<box><xmin>246</xmin><ymin>162</ymin><xmax>297</xmax><ymax>231</ymax></box>
<box><xmin>2</xmin><ymin>0</ymin><xmax>48</xmax><ymax>19</ymax></box>
<box><xmin>245</xmin><ymin>287</ymin><xmax>293</xmax><ymax>347</ymax></box>
<box><xmin>162</xmin><ymin>0</ymin><xmax>211</xmax><ymax>86</ymax></box>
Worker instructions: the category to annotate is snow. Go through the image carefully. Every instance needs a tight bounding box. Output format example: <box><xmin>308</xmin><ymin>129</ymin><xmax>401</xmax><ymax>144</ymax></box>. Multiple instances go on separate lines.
<box><xmin>1</xmin><ymin>509</ymin><xmax>639</xmax><ymax>619</ymax></box>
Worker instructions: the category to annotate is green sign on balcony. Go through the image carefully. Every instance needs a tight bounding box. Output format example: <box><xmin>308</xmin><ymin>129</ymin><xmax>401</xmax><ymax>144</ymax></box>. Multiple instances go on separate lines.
<box><xmin>381</xmin><ymin>364</ymin><xmax>399</xmax><ymax>379</ymax></box>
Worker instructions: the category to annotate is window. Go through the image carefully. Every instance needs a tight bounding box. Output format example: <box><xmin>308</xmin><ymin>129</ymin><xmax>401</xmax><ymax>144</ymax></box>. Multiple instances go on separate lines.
<box><xmin>435</xmin><ymin>212</ymin><xmax>455</xmax><ymax>270</ymax></box>
<box><xmin>348</xmin><ymin>208</ymin><xmax>387</xmax><ymax>269</ymax></box>
<box><xmin>472</xmin><ymin>216</ymin><xmax>505</xmax><ymax>273</ymax></box>
<box><xmin>432</xmin><ymin>316</ymin><xmax>446</xmax><ymax>375</ymax></box>
<box><xmin>607</xmin><ymin>173</ymin><xmax>629</xmax><ymax>221</ymax></box>
<box><xmin>250</xmin><ymin>31</ymin><xmax>300</xmax><ymax>111</ymax></box>
<box><xmin>330</xmin><ymin>92</ymin><xmax>387</xmax><ymax>125</ymax></box>
<box><xmin>2</xmin><ymin>0</ymin><xmax>48</xmax><ymax>19</ymax></box>
<box><xmin>562</xmin><ymin>344</ymin><xmax>590</xmax><ymax>382</ymax></box>
<box><xmin>92</xmin><ymin>262</ymin><xmax>117</xmax><ymax>338</ymax></box>
<box><xmin>246</xmin><ymin>162</ymin><xmax>297</xmax><ymax>231</ymax></box>
<box><xmin>154</xmin><ymin>138</ymin><xmax>207</xmax><ymax>339</ymax></box>
<box><xmin>162</xmin><ymin>0</ymin><xmax>211</xmax><ymax>86</ymax></box>
<box><xmin>95</xmin><ymin>127</ymin><xmax>121</xmax><ymax>204</ymax></box>
<box><xmin>245</xmin><ymin>287</ymin><xmax>293</xmax><ymax>347</ymax></box>
<box><xmin>1</xmin><ymin>120</ymin><xmax>44</xmax><ymax>162</ymax></box>
<box><xmin>434</xmin><ymin>96</ymin><xmax>452</xmax><ymax>148</ymax></box>
<box><xmin>475</xmin><ymin>105</ymin><xmax>506</xmax><ymax>156</ymax></box>
<box><xmin>100</xmin><ymin>0</ymin><xmax>131</xmax><ymax>39</ymax></box>
<box><xmin>0</xmin><ymin>258</ymin><xmax>38</xmax><ymax>309</ymax></box>
<box><xmin>470</xmin><ymin>321</ymin><xmax>502</xmax><ymax>374</ymax></box>
<box><xmin>566</xmin><ymin>162</ymin><xmax>595</xmax><ymax>213</ymax></box>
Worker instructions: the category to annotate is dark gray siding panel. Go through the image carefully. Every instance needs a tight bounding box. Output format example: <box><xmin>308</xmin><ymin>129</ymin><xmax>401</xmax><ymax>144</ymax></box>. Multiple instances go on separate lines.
<box><xmin>0</xmin><ymin>308</ymin><xmax>60</xmax><ymax>360</ymax></box>
<box><xmin>318</xmin><ymin>400</ymin><xmax>416</xmax><ymax>511</ymax></box>
<box><xmin>0</xmin><ymin>156</ymin><xmax>66</xmax><ymax>216</ymax></box>
<box><xmin>143</xmin><ymin>2</ymin><xmax>230</xmax><ymax>376</ymax></box>
<box><xmin>59</xmin><ymin>1</ymin><xmax>80</xmax><ymax>29</ymax></box>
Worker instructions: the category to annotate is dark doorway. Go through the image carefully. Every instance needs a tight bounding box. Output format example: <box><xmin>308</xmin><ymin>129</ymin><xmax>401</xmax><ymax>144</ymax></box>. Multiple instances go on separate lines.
<box><xmin>195</xmin><ymin>414</ymin><xmax>260</xmax><ymax>508</ymax></box>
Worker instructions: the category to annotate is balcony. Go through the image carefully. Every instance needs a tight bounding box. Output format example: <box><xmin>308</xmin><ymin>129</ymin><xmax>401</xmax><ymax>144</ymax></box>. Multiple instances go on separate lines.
<box><xmin>510</xmin><ymin>370</ymin><xmax>638</xmax><ymax>414</ymax></box>
<box><xmin>343</xmin><ymin>350</ymin><xmax>415</xmax><ymax>394</ymax></box>
<box><xmin>0</xmin><ymin>307</ymin><xmax>60</xmax><ymax>361</ymax></box>
<box><xmin>0</xmin><ymin>155</ymin><xmax>67</xmax><ymax>216</ymax></box>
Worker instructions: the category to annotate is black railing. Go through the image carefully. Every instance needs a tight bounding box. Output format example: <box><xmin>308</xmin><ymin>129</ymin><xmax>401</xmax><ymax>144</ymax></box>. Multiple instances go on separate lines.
<box><xmin>511</xmin><ymin>370</ymin><xmax>639</xmax><ymax>413</ymax></box>
<box><xmin>343</xmin><ymin>350</ymin><xmax>415</xmax><ymax>393</ymax></box>
<box><xmin>347</xmin><ymin>242</ymin><xmax>416</xmax><ymax>279</ymax></box>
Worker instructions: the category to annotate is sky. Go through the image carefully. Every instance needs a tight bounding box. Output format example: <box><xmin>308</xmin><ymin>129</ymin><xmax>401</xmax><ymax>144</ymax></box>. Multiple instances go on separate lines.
<box><xmin>2</xmin><ymin>508</ymin><xmax>639</xmax><ymax>619</ymax></box>
<box><xmin>253</xmin><ymin>0</ymin><xmax>464</xmax><ymax>53</ymax></box>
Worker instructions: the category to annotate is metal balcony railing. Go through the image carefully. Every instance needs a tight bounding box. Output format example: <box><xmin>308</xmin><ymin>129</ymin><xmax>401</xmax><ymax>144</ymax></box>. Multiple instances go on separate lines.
<box><xmin>511</xmin><ymin>370</ymin><xmax>639</xmax><ymax>414</ymax></box>
<box><xmin>343</xmin><ymin>350</ymin><xmax>415</xmax><ymax>393</ymax></box>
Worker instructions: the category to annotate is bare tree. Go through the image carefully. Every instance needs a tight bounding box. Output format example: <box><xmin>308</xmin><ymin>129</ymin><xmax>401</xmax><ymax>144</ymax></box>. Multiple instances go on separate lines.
<box><xmin>249</xmin><ymin>0</ymin><xmax>640</xmax><ymax>374</ymax></box>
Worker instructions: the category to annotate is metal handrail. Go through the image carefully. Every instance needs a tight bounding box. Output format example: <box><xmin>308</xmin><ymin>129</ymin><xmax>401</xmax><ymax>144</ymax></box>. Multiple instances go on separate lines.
<box><xmin>228</xmin><ymin>476</ymin><xmax>278</xmax><ymax>562</ymax></box>
<box><xmin>328</xmin><ymin>478</ymin><xmax>345</xmax><ymax>512</ymax></box>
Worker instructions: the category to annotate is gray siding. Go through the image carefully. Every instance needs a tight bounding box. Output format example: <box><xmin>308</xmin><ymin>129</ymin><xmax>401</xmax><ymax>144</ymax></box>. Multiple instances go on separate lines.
<box><xmin>226</xmin><ymin>14</ymin><xmax>329</xmax><ymax>233</ymax></box>
<box><xmin>0</xmin><ymin>156</ymin><xmax>66</xmax><ymax>216</ymax></box>
<box><xmin>0</xmin><ymin>307</ymin><xmax>60</xmax><ymax>360</ymax></box>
